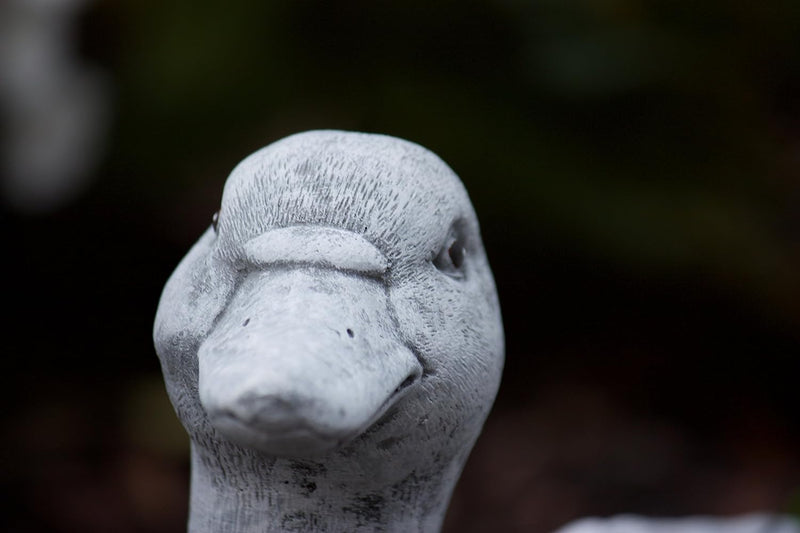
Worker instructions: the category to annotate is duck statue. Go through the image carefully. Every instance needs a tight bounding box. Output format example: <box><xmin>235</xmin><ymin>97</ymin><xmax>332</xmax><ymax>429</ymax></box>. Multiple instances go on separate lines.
<box><xmin>153</xmin><ymin>130</ymin><xmax>505</xmax><ymax>532</ymax></box>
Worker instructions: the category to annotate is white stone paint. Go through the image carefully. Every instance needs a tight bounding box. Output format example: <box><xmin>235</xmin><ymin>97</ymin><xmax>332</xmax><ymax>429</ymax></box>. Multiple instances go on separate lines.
<box><xmin>556</xmin><ymin>514</ymin><xmax>800</xmax><ymax>533</ymax></box>
<box><xmin>154</xmin><ymin>131</ymin><xmax>505</xmax><ymax>532</ymax></box>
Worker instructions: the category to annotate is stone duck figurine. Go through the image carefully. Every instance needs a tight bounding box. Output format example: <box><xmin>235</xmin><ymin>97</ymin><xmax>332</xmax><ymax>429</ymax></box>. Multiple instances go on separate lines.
<box><xmin>154</xmin><ymin>130</ymin><xmax>505</xmax><ymax>532</ymax></box>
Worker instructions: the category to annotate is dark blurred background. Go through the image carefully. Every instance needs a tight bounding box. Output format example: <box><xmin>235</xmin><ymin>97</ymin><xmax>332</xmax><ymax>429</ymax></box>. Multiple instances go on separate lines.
<box><xmin>2</xmin><ymin>1</ymin><xmax>800</xmax><ymax>532</ymax></box>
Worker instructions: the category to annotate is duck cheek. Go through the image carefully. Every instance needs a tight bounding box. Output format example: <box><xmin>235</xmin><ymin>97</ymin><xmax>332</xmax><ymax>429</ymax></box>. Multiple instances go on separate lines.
<box><xmin>388</xmin><ymin>274</ymin><xmax>503</xmax><ymax>439</ymax></box>
<box><xmin>154</xmin><ymin>228</ymin><xmax>238</xmax><ymax>435</ymax></box>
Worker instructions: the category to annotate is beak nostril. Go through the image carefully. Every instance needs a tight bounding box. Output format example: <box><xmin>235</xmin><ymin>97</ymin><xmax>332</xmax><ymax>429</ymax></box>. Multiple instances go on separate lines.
<box><xmin>346</xmin><ymin>328</ymin><xmax>354</xmax><ymax>338</ymax></box>
<box><xmin>242</xmin><ymin>318</ymin><xmax>250</xmax><ymax>327</ymax></box>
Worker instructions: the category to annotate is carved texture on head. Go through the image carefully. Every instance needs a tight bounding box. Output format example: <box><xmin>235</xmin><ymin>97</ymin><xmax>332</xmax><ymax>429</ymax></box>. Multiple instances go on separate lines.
<box><xmin>153</xmin><ymin>130</ymin><xmax>504</xmax><ymax>531</ymax></box>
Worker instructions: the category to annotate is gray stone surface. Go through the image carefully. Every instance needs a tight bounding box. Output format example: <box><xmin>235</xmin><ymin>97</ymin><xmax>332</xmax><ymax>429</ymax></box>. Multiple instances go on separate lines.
<box><xmin>154</xmin><ymin>130</ymin><xmax>505</xmax><ymax>532</ymax></box>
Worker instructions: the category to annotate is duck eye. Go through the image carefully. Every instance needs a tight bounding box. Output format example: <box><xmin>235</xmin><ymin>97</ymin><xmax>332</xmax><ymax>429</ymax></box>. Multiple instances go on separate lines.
<box><xmin>433</xmin><ymin>236</ymin><xmax>466</xmax><ymax>278</ymax></box>
<box><xmin>447</xmin><ymin>241</ymin><xmax>465</xmax><ymax>269</ymax></box>
<box><xmin>212</xmin><ymin>211</ymin><xmax>220</xmax><ymax>234</ymax></box>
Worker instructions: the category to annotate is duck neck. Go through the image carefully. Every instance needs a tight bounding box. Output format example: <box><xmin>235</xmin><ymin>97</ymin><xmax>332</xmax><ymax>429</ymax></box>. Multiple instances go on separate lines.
<box><xmin>187</xmin><ymin>442</ymin><xmax>460</xmax><ymax>533</ymax></box>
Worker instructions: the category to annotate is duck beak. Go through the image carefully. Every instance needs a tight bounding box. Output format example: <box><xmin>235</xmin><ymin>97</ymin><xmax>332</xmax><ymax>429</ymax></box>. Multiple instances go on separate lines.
<box><xmin>197</xmin><ymin>268</ymin><xmax>422</xmax><ymax>457</ymax></box>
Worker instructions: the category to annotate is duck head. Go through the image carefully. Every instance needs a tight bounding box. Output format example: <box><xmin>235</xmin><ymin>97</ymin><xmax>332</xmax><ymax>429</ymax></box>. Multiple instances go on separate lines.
<box><xmin>153</xmin><ymin>131</ymin><xmax>503</xmax><ymax>529</ymax></box>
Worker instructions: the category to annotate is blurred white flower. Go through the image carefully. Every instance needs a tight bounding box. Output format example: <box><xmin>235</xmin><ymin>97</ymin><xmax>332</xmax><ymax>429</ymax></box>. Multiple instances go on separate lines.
<box><xmin>556</xmin><ymin>513</ymin><xmax>800</xmax><ymax>533</ymax></box>
<box><xmin>0</xmin><ymin>0</ymin><xmax>110</xmax><ymax>213</ymax></box>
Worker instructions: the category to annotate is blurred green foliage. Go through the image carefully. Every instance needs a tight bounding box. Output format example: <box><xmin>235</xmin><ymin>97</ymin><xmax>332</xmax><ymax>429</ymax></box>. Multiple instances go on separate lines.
<box><xmin>94</xmin><ymin>0</ymin><xmax>800</xmax><ymax>321</ymax></box>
